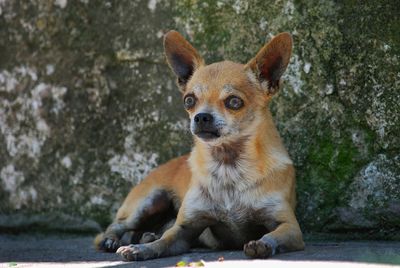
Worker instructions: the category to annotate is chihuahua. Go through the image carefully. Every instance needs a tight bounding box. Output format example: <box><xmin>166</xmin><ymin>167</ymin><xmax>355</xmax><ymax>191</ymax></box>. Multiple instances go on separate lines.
<box><xmin>95</xmin><ymin>30</ymin><xmax>305</xmax><ymax>261</ymax></box>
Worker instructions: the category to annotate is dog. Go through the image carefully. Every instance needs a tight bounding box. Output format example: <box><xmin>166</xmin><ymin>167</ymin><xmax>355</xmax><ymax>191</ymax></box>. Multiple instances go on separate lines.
<box><xmin>94</xmin><ymin>30</ymin><xmax>305</xmax><ymax>261</ymax></box>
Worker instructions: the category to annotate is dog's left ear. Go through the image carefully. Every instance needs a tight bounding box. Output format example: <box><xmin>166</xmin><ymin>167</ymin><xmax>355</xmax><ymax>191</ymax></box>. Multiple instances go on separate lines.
<box><xmin>245</xmin><ymin>32</ymin><xmax>292</xmax><ymax>95</ymax></box>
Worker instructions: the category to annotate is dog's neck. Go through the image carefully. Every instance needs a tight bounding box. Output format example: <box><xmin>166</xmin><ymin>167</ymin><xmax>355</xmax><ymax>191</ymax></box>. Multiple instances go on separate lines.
<box><xmin>189</xmin><ymin>110</ymin><xmax>292</xmax><ymax>191</ymax></box>
<box><xmin>209</xmin><ymin>135</ymin><xmax>248</xmax><ymax>166</ymax></box>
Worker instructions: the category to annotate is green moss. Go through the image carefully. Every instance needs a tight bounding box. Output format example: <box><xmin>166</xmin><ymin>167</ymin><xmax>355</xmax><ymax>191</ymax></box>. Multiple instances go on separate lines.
<box><xmin>296</xmin><ymin>133</ymin><xmax>364</xmax><ymax>231</ymax></box>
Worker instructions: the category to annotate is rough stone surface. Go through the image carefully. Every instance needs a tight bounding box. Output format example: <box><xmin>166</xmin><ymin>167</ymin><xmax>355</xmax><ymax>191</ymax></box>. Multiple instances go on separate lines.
<box><xmin>174</xmin><ymin>0</ymin><xmax>400</xmax><ymax>236</ymax></box>
<box><xmin>0</xmin><ymin>0</ymin><xmax>399</xmax><ymax>238</ymax></box>
<box><xmin>0</xmin><ymin>0</ymin><xmax>190</xmax><ymax>229</ymax></box>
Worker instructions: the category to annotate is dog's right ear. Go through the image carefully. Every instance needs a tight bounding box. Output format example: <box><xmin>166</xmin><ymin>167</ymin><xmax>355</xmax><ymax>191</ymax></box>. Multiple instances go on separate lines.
<box><xmin>164</xmin><ymin>31</ymin><xmax>204</xmax><ymax>92</ymax></box>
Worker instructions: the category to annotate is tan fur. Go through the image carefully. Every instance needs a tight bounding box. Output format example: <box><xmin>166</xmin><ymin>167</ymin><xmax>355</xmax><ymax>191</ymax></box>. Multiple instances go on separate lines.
<box><xmin>95</xmin><ymin>31</ymin><xmax>304</xmax><ymax>261</ymax></box>
<box><xmin>115</xmin><ymin>155</ymin><xmax>191</xmax><ymax>222</ymax></box>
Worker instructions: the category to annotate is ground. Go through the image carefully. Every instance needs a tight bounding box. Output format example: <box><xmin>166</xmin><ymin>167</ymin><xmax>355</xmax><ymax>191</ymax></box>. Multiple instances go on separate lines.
<box><xmin>0</xmin><ymin>234</ymin><xmax>399</xmax><ymax>267</ymax></box>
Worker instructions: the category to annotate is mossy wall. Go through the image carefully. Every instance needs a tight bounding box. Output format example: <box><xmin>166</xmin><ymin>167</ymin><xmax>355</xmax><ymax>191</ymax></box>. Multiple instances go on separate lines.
<box><xmin>0</xmin><ymin>0</ymin><xmax>190</xmax><ymax>230</ymax></box>
<box><xmin>1</xmin><ymin>0</ymin><xmax>399</xmax><ymax>237</ymax></box>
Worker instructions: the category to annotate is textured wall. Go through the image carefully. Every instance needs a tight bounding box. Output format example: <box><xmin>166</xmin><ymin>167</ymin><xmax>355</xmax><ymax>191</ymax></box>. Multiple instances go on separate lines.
<box><xmin>0</xmin><ymin>0</ymin><xmax>191</xmax><ymax>231</ymax></box>
<box><xmin>0</xmin><ymin>0</ymin><xmax>399</xmax><ymax>237</ymax></box>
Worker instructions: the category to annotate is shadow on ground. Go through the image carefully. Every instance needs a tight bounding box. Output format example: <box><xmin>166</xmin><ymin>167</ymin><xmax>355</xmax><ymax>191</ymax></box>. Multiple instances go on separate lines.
<box><xmin>1</xmin><ymin>234</ymin><xmax>399</xmax><ymax>267</ymax></box>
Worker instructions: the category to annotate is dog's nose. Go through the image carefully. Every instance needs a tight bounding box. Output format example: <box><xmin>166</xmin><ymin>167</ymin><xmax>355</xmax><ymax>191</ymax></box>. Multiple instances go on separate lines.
<box><xmin>194</xmin><ymin>113</ymin><xmax>213</xmax><ymax>126</ymax></box>
<box><xmin>193</xmin><ymin>113</ymin><xmax>219</xmax><ymax>139</ymax></box>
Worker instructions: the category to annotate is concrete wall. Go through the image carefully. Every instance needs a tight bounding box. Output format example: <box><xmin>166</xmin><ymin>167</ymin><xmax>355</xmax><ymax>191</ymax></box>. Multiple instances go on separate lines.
<box><xmin>0</xmin><ymin>0</ymin><xmax>399</xmax><ymax>238</ymax></box>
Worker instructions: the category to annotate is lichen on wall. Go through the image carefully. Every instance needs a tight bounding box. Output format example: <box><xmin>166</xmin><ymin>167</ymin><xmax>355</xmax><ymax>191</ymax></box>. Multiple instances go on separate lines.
<box><xmin>0</xmin><ymin>0</ymin><xmax>190</xmax><ymax>230</ymax></box>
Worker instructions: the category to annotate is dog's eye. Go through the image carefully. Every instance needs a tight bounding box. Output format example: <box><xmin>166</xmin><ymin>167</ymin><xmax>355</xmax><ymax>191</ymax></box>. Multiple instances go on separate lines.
<box><xmin>184</xmin><ymin>94</ymin><xmax>196</xmax><ymax>109</ymax></box>
<box><xmin>225</xmin><ymin>96</ymin><xmax>244</xmax><ymax>110</ymax></box>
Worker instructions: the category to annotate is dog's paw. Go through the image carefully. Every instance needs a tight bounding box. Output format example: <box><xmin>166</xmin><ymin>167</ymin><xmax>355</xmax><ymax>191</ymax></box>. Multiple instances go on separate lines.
<box><xmin>244</xmin><ymin>240</ymin><xmax>273</xmax><ymax>259</ymax></box>
<box><xmin>99</xmin><ymin>237</ymin><xmax>121</xmax><ymax>253</ymax></box>
<box><xmin>140</xmin><ymin>232</ymin><xmax>158</xmax><ymax>244</ymax></box>
<box><xmin>116</xmin><ymin>244</ymin><xmax>155</xmax><ymax>261</ymax></box>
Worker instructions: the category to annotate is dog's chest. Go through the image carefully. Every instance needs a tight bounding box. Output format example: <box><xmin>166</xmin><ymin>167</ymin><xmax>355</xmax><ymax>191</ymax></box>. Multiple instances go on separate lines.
<box><xmin>209</xmin><ymin>162</ymin><xmax>243</xmax><ymax>186</ymax></box>
<box><xmin>204</xmin><ymin>161</ymin><xmax>262</xmax><ymax>220</ymax></box>
<box><xmin>206</xmin><ymin>190</ymin><xmax>269</xmax><ymax>248</ymax></box>
<box><xmin>188</xmin><ymin>155</ymin><xmax>282</xmax><ymax>247</ymax></box>
<box><xmin>186</xmin><ymin>181</ymin><xmax>281</xmax><ymax>248</ymax></box>
<box><xmin>211</xmin><ymin>185</ymin><xmax>267</xmax><ymax>221</ymax></box>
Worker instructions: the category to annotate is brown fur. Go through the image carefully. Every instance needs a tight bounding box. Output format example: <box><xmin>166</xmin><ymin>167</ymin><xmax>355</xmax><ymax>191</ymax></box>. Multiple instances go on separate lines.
<box><xmin>210</xmin><ymin>136</ymin><xmax>248</xmax><ymax>165</ymax></box>
<box><xmin>95</xmin><ymin>31</ymin><xmax>305</xmax><ymax>261</ymax></box>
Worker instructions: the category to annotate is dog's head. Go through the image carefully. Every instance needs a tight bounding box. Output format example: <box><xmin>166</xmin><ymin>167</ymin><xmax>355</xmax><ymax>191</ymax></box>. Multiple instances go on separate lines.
<box><xmin>164</xmin><ymin>31</ymin><xmax>292</xmax><ymax>144</ymax></box>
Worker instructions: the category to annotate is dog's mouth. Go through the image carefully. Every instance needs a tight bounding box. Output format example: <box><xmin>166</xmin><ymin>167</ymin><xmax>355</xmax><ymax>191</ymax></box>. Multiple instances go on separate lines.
<box><xmin>194</xmin><ymin>130</ymin><xmax>221</xmax><ymax>140</ymax></box>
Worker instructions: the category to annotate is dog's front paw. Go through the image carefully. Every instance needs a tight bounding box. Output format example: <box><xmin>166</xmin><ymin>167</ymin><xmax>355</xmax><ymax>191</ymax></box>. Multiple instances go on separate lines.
<box><xmin>244</xmin><ymin>240</ymin><xmax>272</xmax><ymax>259</ymax></box>
<box><xmin>99</xmin><ymin>237</ymin><xmax>121</xmax><ymax>253</ymax></box>
<box><xmin>116</xmin><ymin>244</ymin><xmax>156</xmax><ymax>261</ymax></box>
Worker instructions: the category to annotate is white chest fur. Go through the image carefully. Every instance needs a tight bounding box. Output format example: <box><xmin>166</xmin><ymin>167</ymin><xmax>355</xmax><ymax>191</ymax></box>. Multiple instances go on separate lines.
<box><xmin>183</xmin><ymin>179</ymin><xmax>285</xmax><ymax>226</ymax></box>
<box><xmin>186</xmin><ymin>141</ymin><xmax>291</xmax><ymax>221</ymax></box>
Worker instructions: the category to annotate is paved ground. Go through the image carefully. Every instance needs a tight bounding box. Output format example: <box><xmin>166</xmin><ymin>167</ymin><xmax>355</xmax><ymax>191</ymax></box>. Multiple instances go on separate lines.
<box><xmin>0</xmin><ymin>234</ymin><xmax>399</xmax><ymax>267</ymax></box>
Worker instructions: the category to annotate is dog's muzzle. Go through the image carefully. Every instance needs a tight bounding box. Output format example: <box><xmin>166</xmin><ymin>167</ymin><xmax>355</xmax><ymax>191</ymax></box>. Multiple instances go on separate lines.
<box><xmin>193</xmin><ymin>113</ymin><xmax>220</xmax><ymax>140</ymax></box>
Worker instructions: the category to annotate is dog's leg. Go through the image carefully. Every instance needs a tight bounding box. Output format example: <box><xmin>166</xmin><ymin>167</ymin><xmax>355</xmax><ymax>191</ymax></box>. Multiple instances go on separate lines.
<box><xmin>116</xmin><ymin>196</ymin><xmax>214</xmax><ymax>261</ymax></box>
<box><xmin>244</xmin><ymin>209</ymin><xmax>304</xmax><ymax>258</ymax></box>
<box><xmin>95</xmin><ymin>184</ymin><xmax>175</xmax><ymax>252</ymax></box>
<box><xmin>117</xmin><ymin>221</ymin><xmax>210</xmax><ymax>261</ymax></box>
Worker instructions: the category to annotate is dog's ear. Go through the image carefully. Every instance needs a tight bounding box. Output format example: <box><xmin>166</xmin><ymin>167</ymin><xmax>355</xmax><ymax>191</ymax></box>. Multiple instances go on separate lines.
<box><xmin>245</xmin><ymin>32</ymin><xmax>292</xmax><ymax>95</ymax></box>
<box><xmin>164</xmin><ymin>31</ymin><xmax>204</xmax><ymax>92</ymax></box>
